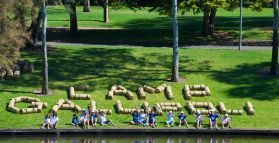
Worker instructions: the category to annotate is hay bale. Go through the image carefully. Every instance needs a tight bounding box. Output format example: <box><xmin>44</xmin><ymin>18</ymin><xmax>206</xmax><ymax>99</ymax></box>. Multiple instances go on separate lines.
<box><xmin>13</xmin><ymin>70</ymin><xmax>20</xmax><ymax>79</ymax></box>
<box><xmin>14</xmin><ymin>97</ymin><xmax>23</xmax><ymax>102</ymax></box>
<box><xmin>246</xmin><ymin>101</ymin><xmax>255</xmax><ymax>115</ymax></box>
<box><xmin>193</xmin><ymin>102</ymin><xmax>206</xmax><ymax>108</ymax></box>
<box><xmin>218</xmin><ymin>102</ymin><xmax>226</xmax><ymax>114</ymax></box>
<box><xmin>232</xmin><ymin>109</ymin><xmax>243</xmax><ymax>115</ymax></box>
<box><xmin>56</xmin><ymin>99</ymin><xmax>65</xmax><ymax>107</ymax></box>
<box><xmin>200</xmin><ymin>110</ymin><xmax>209</xmax><ymax>115</ymax></box>
<box><xmin>126</xmin><ymin>91</ymin><xmax>134</xmax><ymax>100</ymax></box>
<box><xmin>226</xmin><ymin>110</ymin><xmax>232</xmax><ymax>114</ymax></box>
<box><xmin>7</xmin><ymin>106</ymin><xmax>20</xmax><ymax>113</ymax></box>
<box><xmin>60</xmin><ymin>104</ymin><xmax>71</xmax><ymax>110</ymax></box>
<box><xmin>208</xmin><ymin>102</ymin><xmax>215</xmax><ymax>111</ymax></box>
<box><xmin>74</xmin><ymin>84</ymin><xmax>90</xmax><ymax>91</ymax></box>
<box><xmin>165</xmin><ymin>85</ymin><xmax>174</xmax><ymax>100</ymax></box>
<box><xmin>19</xmin><ymin>108</ymin><xmax>27</xmax><ymax>114</ymax></box>
<box><xmin>205</xmin><ymin>86</ymin><xmax>211</xmax><ymax>96</ymax></box>
<box><xmin>155</xmin><ymin>84</ymin><xmax>167</xmax><ymax>93</ymax></box>
<box><xmin>68</xmin><ymin>87</ymin><xmax>75</xmax><ymax>98</ymax></box>
<box><xmin>107</xmin><ymin>90</ymin><xmax>114</xmax><ymax>100</ymax></box>
<box><xmin>65</xmin><ymin>100</ymin><xmax>74</xmax><ymax>105</ymax></box>
<box><xmin>24</xmin><ymin>97</ymin><xmax>40</xmax><ymax>102</ymax></box>
<box><xmin>138</xmin><ymin>87</ymin><xmax>146</xmax><ymax>99</ymax></box>
<box><xmin>25</xmin><ymin>108</ymin><xmax>35</xmax><ymax>114</ymax></box>
<box><xmin>187</xmin><ymin>101</ymin><xmax>196</xmax><ymax>114</ymax></box>
<box><xmin>110</xmin><ymin>85</ymin><xmax>117</xmax><ymax>91</ymax></box>
<box><xmin>155</xmin><ymin>103</ymin><xmax>163</xmax><ymax>116</ymax></box>
<box><xmin>6</xmin><ymin>69</ymin><xmax>14</xmax><ymax>79</ymax></box>
<box><xmin>76</xmin><ymin>94</ymin><xmax>91</xmax><ymax>100</ymax></box>
<box><xmin>143</xmin><ymin>85</ymin><xmax>155</xmax><ymax>93</ymax></box>
<box><xmin>88</xmin><ymin>100</ymin><xmax>96</xmax><ymax>113</ymax></box>
<box><xmin>183</xmin><ymin>85</ymin><xmax>191</xmax><ymax>100</ymax></box>
<box><xmin>52</xmin><ymin>105</ymin><xmax>60</xmax><ymax>113</ymax></box>
<box><xmin>190</xmin><ymin>91</ymin><xmax>206</xmax><ymax>96</ymax></box>
<box><xmin>74</xmin><ymin>105</ymin><xmax>82</xmax><ymax>112</ymax></box>
<box><xmin>176</xmin><ymin>103</ymin><xmax>182</xmax><ymax>110</ymax></box>
<box><xmin>114</xmin><ymin>90</ymin><xmax>126</xmax><ymax>95</ymax></box>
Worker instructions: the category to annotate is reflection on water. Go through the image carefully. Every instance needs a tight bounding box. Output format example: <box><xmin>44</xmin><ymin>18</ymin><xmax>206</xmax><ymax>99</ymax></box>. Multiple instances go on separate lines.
<box><xmin>0</xmin><ymin>135</ymin><xmax>278</xmax><ymax>143</ymax></box>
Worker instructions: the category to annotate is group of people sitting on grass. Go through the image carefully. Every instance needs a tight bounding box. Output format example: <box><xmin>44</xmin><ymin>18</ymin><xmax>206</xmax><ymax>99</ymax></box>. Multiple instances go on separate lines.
<box><xmin>131</xmin><ymin>109</ymin><xmax>232</xmax><ymax>129</ymax></box>
<box><xmin>41</xmin><ymin>109</ymin><xmax>231</xmax><ymax>129</ymax></box>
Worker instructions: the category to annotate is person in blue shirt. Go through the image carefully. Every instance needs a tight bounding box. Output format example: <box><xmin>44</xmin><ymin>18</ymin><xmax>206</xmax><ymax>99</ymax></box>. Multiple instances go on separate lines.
<box><xmin>178</xmin><ymin>111</ymin><xmax>189</xmax><ymax>128</ymax></box>
<box><xmin>131</xmin><ymin>110</ymin><xmax>140</xmax><ymax>125</ymax></box>
<box><xmin>148</xmin><ymin>110</ymin><xmax>157</xmax><ymax>128</ymax></box>
<box><xmin>72</xmin><ymin>113</ymin><xmax>79</xmax><ymax>127</ymax></box>
<box><xmin>89</xmin><ymin>110</ymin><xmax>98</xmax><ymax>127</ymax></box>
<box><xmin>208</xmin><ymin>110</ymin><xmax>220</xmax><ymax>129</ymax></box>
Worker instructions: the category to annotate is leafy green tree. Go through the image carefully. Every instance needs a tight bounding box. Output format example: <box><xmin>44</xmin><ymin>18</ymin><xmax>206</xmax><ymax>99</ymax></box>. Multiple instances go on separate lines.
<box><xmin>0</xmin><ymin>0</ymin><xmax>29</xmax><ymax>70</ymax></box>
<box><xmin>149</xmin><ymin>0</ymin><xmax>271</xmax><ymax>36</ymax></box>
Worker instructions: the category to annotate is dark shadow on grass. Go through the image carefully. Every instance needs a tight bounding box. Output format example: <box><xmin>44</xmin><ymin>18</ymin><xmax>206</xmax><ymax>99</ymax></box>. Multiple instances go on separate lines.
<box><xmin>45</xmin><ymin>16</ymin><xmax>272</xmax><ymax>46</ymax></box>
<box><xmin>211</xmin><ymin>62</ymin><xmax>279</xmax><ymax>100</ymax></box>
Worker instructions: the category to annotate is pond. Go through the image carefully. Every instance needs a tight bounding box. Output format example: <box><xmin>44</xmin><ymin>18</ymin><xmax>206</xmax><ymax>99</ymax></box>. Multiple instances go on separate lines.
<box><xmin>0</xmin><ymin>135</ymin><xmax>278</xmax><ymax>143</ymax></box>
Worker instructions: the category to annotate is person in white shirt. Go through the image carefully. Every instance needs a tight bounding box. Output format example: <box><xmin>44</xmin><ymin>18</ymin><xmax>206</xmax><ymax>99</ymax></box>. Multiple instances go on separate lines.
<box><xmin>99</xmin><ymin>111</ymin><xmax>116</xmax><ymax>126</ymax></box>
<box><xmin>41</xmin><ymin>113</ymin><xmax>52</xmax><ymax>129</ymax></box>
<box><xmin>51</xmin><ymin>113</ymin><xmax>59</xmax><ymax>129</ymax></box>
<box><xmin>80</xmin><ymin>109</ymin><xmax>90</xmax><ymax>129</ymax></box>
<box><xmin>220</xmin><ymin>114</ymin><xmax>232</xmax><ymax>129</ymax></box>
<box><xmin>166</xmin><ymin>111</ymin><xmax>174</xmax><ymax>127</ymax></box>
<box><xmin>195</xmin><ymin>111</ymin><xmax>204</xmax><ymax>129</ymax></box>
<box><xmin>139</xmin><ymin>109</ymin><xmax>148</xmax><ymax>127</ymax></box>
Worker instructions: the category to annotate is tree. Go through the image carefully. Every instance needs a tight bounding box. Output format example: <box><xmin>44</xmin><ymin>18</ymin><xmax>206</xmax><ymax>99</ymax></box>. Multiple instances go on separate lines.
<box><xmin>149</xmin><ymin>0</ymin><xmax>271</xmax><ymax>36</ymax></box>
<box><xmin>63</xmin><ymin>0</ymin><xmax>79</xmax><ymax>33</ymax></box>
<box><xmin>171</xmin><ymin>0</ymin><xmax>179</xmax><ymax>82</ymax></box>
<box><xmin>0</xmin><ymin>0</ymin><xmax>28</xmax><ymax>70</ymax></box>
<box><xmin>83</xmin><ymin>0</ymin><xmax>91</xmax><ymax>12</ymax></box>
<box><xmin>96</xmin><ymin>0</ymin><xmax>110</xmax><ymax>23</ymax></box>
<box><xmin>271</xmin><ymin>0</ymin><xmax>279</xmax><ymax>76</ymax></box>
<box><xmin>41</xmin><ymin>0</ymin><xmax>49</xmax><ymax>95</ymax></box>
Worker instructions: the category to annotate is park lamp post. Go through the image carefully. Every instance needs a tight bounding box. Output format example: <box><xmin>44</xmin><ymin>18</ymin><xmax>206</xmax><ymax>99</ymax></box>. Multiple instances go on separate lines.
<box><xmin>239</xmin><ymin>0</ymin><xmax>243</xmax><ymax>51</ymax></box>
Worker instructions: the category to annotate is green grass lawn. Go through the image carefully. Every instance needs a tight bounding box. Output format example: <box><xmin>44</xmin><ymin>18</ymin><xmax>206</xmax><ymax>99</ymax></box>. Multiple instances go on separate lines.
<box><xmin>0</xmin><ymin>45</ymin><xmax>279</xmax><ymax>129</ymax></box>
<box><xmin>44</xmin><ymin>6</ymin><xmax>273</xmax><ymax>45</ymax></box>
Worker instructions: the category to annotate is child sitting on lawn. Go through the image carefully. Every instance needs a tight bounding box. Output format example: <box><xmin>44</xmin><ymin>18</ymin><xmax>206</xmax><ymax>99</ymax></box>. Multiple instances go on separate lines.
<box><xmin>51</xmin><ymin>113</ymin><xmax>59</xmax><ymax>129</ymax></box>
<box><xmin>208</xmin><ymin>110</ymin><xmax>219</xmax><ymax>130</ymax></box>
<box><xmin>89</xmin><ymin>110</ymin><xmax>98</xmax><ymax>127</ymax></box>
<box><xmin>139</xmin><ymin>109</ymin><xmax>148</xmax><ymax>127</ymax></box>
<box><xmin>41</xmin><ymin>113</ymin><xmax>52</xmax><ymax>129</ymax></box>
<box><xmin>195</xmin><ymin>111</ymin><xmax>204</xmax><ymax>129</ymax></box>
<box><xmin>166</xmin><ymin>111</ymin><xmax>174</xmax><ymax>127</ymax></box>
<box><xmin>220</xmin><ymin>114</ymin><xmax>232</xmax><ymax>129</ymax></box>
<box><xmin>72</xmin><ymin>113</ymin><xmax>79</xmax><ymax>127</ymax></box>
<box><xmin>99</xmin><ymin>111</ymin><xmax>116</xmax><ymax>126</ymax></box>
<box><xmin>131</xmin><ymin>110</ymin><xmax>140</xmax><ymax>125</ymax></box>
<box><xmin>178</xmin><ymin>111</ymin><xmax>189</xmax><ymax>128</ymax></box>
<box><xmin>80</xmin><ymin>109</ymin><xmax>90</xmax><ymax>129</ymax></box>
<box><xmin>148</xmin><ymin>110</ymin><xmax>157</xmax><ymax>128</ymax></box>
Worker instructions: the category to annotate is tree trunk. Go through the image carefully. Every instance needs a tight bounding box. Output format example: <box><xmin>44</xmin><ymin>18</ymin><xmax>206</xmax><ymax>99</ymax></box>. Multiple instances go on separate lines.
<box><xmin>103</xmin><ymin>0</ymin><xmax>109</xmax><ymax>23</ymax></box>
<box><xmin>29</xmin><ymin>9</ymin><xmax>43</xmax><ymax>46</ymax></box>
<box><xmin>209</xmin><ymin>9</ymin><xmax>217</xmax><ymax>35</ymax></box>
<box><xmin>203</xmin><ymin>8</ymin><xmax>210</xmax><ymax>36</ymax></box>
<box><xmin>83</xmin><ymin>0</ymin><xmax>90</xmax><ymax>12</ymax></box>
<box><xmin>171</xmin><ymin>0</ymin><xmax>179</xmax><ymax>82</ymax></box>
<box><xmin>271</xmin><ymin>0</ymin><xmax>279</xmax><ymax>76</ymax></box>
<box><xmin>70</xmin><ymin>2</ymin><xmax>78</xmax><ymax>33</ymax></box>
<box><xmin>41</xmin><ymin>0</ymin><xmax>49</xmax><ymax>95</ymax></box>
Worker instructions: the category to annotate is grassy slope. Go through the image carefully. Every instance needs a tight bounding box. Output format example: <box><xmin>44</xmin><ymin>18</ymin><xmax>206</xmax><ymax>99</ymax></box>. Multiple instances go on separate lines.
<box><xmin>45</xmin><ymin>6</ymin><xmax>273</xmax><ymax>44</ymax></box>
<box><xmin>0</xmin><ymin>45</ymin><xmax>279</xmax><ymax>129</ymax></box>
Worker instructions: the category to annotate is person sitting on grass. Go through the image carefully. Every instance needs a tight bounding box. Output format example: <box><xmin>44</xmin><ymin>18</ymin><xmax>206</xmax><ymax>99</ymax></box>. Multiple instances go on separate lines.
<box><xmin>99</xmin><ymin>111</ymin><xmax>116</xmax><ymax>126</ymax></box>
<box><xmin>72</xmin><ymin>113</ymin><xmax>79</xmax><ymax>127</ymax></box>
<box><xmin>139</xmin><ymin>109</ymin><xmax>148</xmax><ymax>127</ymax></box>
<box><xmin>195</xmin><ymin>111</ymin><xmax>204</xmax><ymax>129</ymax></box>
<box><xmin>131</xmin><ymin>110</ymin><xmax>140</xmax><ymax>125</ymax></box>
<box><xmin>148</xmin><ymin>110</ymin><xmax>158</xmax><ymax>128</ymax></box>
<box><xmin>178</xmin><ymin>111</ymin><xmax>189</xmax><ymax>128</ymax></box>
<box><xmin>41</xmin><ymin>113</ymin><xmax>52</xmax><ymax>129</ymax></box>
<box><xmin>80</xmin><ymin>109</ymin><xmax>90</xmax><ymax>129</ymax></box>
<box><xmin>208</xmin><ymin>110</ymin><xmax>219</xmax><ymax>130</ymax></box>
<box><xmin>220</xmin><ymin>114</ymin><xmax>232</xmax><ymax>129</ymax></box>
<box><xmin>51</xmin><ymin>113</ymin><xmax>59</xmax><ymax>129</ymax></box>
<box><xmin>89</xmin><ymin>110</ymin><xmax>98</xmax><ymax>127</ymax></box>
<box><xmin>166</xmin><ymin>111</ymin><xmax>174</xmax><ymax>127</ymax></box>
